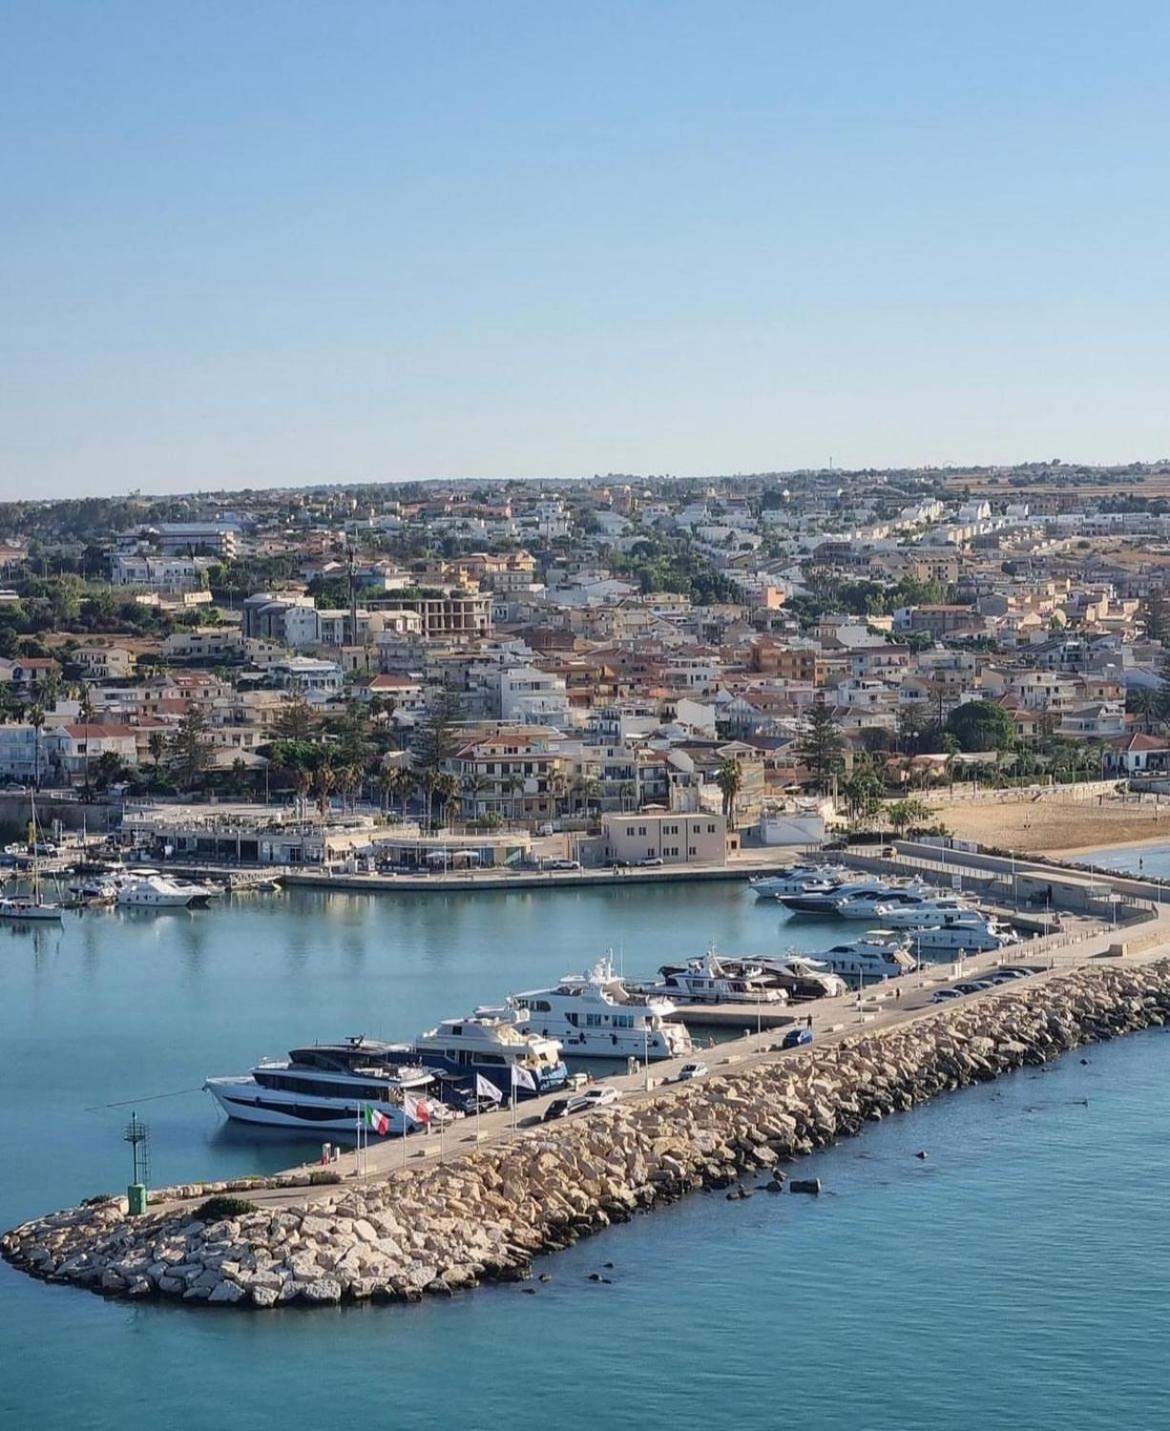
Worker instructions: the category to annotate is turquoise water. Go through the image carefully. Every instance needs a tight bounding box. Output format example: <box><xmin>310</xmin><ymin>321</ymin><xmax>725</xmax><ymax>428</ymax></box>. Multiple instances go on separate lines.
<box><xmin>2</xmin><ymin>884</ymin><xmax>1169</xmax><ymax>1430</ymax></box>
<box><xmin>1079</xmin><ymin>841</ymin><xmax>1170</xmax><ymax>881</ymax></box>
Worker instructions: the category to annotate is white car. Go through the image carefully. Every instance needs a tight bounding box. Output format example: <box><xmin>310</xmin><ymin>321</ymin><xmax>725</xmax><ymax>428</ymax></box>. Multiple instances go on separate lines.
<box><xmin>677</xmin><ymin>1062</ymin><xmax>709</xmax><ymax>1081</ymax></box>
<box><xmin>581</xmin><ymin>1085</ymin><xmax>621</xmax><ymax>1107</ymax></box>
<box><xmin>932</xmin><ymin>988</ymin><xmax>963</xmax><ymax>1004</ymax></box>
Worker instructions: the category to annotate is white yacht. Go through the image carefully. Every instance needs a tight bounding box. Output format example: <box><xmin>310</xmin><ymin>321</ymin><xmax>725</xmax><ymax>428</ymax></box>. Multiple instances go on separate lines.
<box><xmin>205</xmin><ymin>1038</ymin><xmax>440</xmax><ymax>1133</ymax></box>
<box><xmin>503</xmin><ymin>956</ymin><xmax>693</xmax><ymax>1060</ymax></box>
<box><xmin>906</xmin><ymin>913</ymin><xmax>1016</xmax><ymax>954</ymax></box>
<box><xmin>748</xmin><ymin>864</ymin><xmax>851</xmax><ymax>898</ymax></box>
<box><xmin>651</xmin><ymin>950</ymin><xmax>786</xmax><ymax>1005</ymax></box>
<box><xmin>406</xmin><ymin>1014</ymin><xmax>569</xmax><ymax>1095</ymax></box>
<box><xmin>869</xmin><ymin>896</ymin><xmax>975</xmax><ymax>928</ymax></box>
<box><xmin>800</xmin><ymin>934</ymin><xmax>917</xmax><ymax>979</ymax></box>
<box><xmin>781</xmin><ymin>877</ymin><xmax>934</xmax><ymax>916</ymax></box>
<box><xmin>117</xmin><ymin>873</ymin><xmax>212</xmax><ymax>908</ymax></box>
<box><xmin>745</xmin><ymin>956</ymin><xmax>848</xmax><ymax>1000</ymax></box>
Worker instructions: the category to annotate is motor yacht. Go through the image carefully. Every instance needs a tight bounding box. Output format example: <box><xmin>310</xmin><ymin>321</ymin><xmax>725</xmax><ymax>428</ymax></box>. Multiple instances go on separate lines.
<box><xmin>743</xmin><ymin>955</ymin><xmax>848</xmax><ymax>1000</ymax></box>
<box><xmin>869</xmin><ymin>896</ymin><xmax>975</xmax><ymax>928</ymax></box>
<box><xmin>905</xmin><ymin>912</ymin><xmax>1017</xmax><ymax>954</ymax></box>
<box><xmin>748</xmin><ymin>864</ymin><xmax>851</xmax><ymax>898</ymax></box>
<box><xmin>781</xmin><ymin>878</ymin><xmax>933</xmax><ymax>916</ymax></box>
<box><xmin>650</xmin><ymin>950</ymin><xmax>786</xmax><ymax>1005</ymax></box>
<box><xmin>204</xmin><ymin>1037</ymin><xmax>439</xmax><ymax>1133</ymax></box>
<box><xmin>117</xmin><ymin>873</ymin><xmax>213</xmax><ymax>908</ymax></box>
<box><xmin>404</xmin><ymin>1013</ymin><xmax>568</xmax><ymax>1097</ymax></box>
<box><xmin>799</xmin><ymin>934</ymin><xmax>917</xmax><ymax>979</ymax></box>
<box><xmin>502</xmin><ymin>956</ymin><xmax>692</xmax><ymax>1060</ymax></box>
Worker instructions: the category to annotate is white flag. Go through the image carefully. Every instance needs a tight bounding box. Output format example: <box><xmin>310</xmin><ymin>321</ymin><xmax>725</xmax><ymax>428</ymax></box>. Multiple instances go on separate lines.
<box><xmin>476</xmin><ymin>1074</ymin><xmax>503</xmax><ymax>1103</ymax></box>
<box><xmin>511</xmin><ymin>1063</ymin><xmax>537</xmax><ymax>1092</ymax></box>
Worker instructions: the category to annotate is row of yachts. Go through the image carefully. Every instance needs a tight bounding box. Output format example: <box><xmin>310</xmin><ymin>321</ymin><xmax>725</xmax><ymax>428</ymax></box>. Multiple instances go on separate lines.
<box><xmin>749</xmin><ymin>864</ymin><xmax>1018</xmax><ymax>954</ymax></box>
<box><xmin>204</xmin><ymin>942</ymin><xmax>899</xmax><ymax>1136</ymax></box>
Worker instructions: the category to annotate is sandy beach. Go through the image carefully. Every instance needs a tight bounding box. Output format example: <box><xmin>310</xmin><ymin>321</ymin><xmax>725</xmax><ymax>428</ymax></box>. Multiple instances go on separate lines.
<box><xmin>937</xmin><ymin>796</ymin><xmax>1170</xmax><ymax>856</ymax></box>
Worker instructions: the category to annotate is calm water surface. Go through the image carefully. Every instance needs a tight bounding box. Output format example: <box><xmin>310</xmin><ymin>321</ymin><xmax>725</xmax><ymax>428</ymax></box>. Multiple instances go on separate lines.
<box><xmin>2</xmin><ymin>882</ymin><xmax>1168</xmax><ymax>1430</ymax></box>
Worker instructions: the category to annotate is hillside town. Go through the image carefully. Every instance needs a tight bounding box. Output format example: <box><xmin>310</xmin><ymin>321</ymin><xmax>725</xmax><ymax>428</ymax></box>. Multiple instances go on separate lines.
<box><xmin>2</xmin><ymin>461</ymin><xmax>1170</xmax><ymax>868</ymax></box>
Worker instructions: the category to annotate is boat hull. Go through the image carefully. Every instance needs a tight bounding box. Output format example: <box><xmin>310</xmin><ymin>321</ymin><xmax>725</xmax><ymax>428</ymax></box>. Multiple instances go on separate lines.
<box><xmin>204</xmin><ymin>1078</ymin><xmax>414</xmax><ymax>1134</ymax></box>
<box><xmin>519</xmin><ymin>1021</ymin><xmax>690</xmax><ymax>1060</ymax></box>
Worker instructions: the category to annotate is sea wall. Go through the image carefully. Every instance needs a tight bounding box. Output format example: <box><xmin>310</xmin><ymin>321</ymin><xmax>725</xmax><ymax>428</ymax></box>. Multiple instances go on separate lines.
<box><xmin>6</xmin><ymin>958</ymin><xmax>1170</xmax><ymax>1309</ymax></box>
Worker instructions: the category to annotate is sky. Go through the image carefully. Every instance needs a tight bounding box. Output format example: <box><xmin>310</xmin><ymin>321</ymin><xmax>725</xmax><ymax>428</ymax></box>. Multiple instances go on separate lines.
<box><xmin>3</xmin><ymin>1</ymin><xmax>1170</xmax><ymax>498</ymax></box>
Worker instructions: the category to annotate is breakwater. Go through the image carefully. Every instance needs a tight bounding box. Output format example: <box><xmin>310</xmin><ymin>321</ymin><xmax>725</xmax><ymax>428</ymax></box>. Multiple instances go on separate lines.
<box><xmin>6</xmin><ymin>957</ymin><xmax>1170</xmax><ymax>1309</ymax></box>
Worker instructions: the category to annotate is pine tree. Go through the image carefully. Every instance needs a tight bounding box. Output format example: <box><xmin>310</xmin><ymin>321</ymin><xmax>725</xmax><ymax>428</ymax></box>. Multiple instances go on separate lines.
<box><xmin>411</xmin><ymin>684</ymin><xmax>464</xmax><ymax>771</ymax></box>
<box><xmin>794</xmin><ymin>693</ymin><xmax>846</xmax><ymax>793</ymax></box>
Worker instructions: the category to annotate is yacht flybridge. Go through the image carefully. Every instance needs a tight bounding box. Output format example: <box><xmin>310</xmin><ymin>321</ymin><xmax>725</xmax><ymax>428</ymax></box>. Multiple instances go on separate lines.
<box><xmin>649</xmin><ymin>950</ymin><xmax>786</xmax><ymax>1005</ymax></box>
<box><xmin>501</xmin><ymin>956</ymin><xmax>693</xmax><ymax>1060</ymax></box>
<box><xmin>204</xmin><ymin>1037</ymin><xmax>440</xmax><ymax>1133</ymax></box>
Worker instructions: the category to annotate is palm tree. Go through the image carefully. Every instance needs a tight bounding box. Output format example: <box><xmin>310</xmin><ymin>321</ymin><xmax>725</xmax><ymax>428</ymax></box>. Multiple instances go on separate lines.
<box><xmin>420</xmin><ymin>768</ymin><xmax>441</xmax><ymax>830</ymax></box>
<box><xmin>435</xmin><ymin>773</ymin><xmax>460</xmax><ymax>829</ymax></box>
<box><xmin>461</xmin><ymin>772</ymin><xmax>490</xmax><ymax>821</ymax></box>
<box><xmin>575</xmin><ymin>776</ymin><xmax>601</xmax><ymax>823</ymax></box>
<box><xmin>504</xmin><ymin>773</ymin><xmax>525</xmax><ymax>826</ymax></box>
<box><xmin>377</xmin><ymin>766</ymin><xmax>400</xmax><ymax>816</ymax></box>
<box><xmin>28</xmin><ymin>705</ymin><xmax>45</xmax><ymax>790</ymax></box>
<box><xmin>618</xmin><ymin>780</ymin><xmax>637</xmax><ymax>813</ymax></box>
<box><xmin>549</xmin><ymin>769</ymin><xmax>569</xmax><ymax>819</ymax></box>
<box><xmin>312</xmin><ymin>762</ymin><xmax>336</xmax><ymax>817</ymax></box>
<box><xmin>715</xmin><ymin>757</ymin><xmax>742</xmax><ymax>826</ymax></box>
<box><xmin>293</xmin><ymin>767</ymin><xmax>311</xmax><ymax>819</ymax></box>
<box><xmin>77</xmin><ymin>683</ymin><xmax>95</xmax><ymax>798</ymax></box>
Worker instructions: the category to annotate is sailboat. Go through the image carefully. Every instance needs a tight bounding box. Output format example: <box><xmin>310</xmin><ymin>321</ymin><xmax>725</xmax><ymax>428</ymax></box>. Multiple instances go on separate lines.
<box><xmin>0</xmin><ymin>794</ymin><xmax>63</xmax><ymax>922</ymax></box>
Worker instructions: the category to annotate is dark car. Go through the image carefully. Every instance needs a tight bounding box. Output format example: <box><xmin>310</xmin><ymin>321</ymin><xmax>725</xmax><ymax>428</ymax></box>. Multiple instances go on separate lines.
<box><xmin>457</xmin><ymin>1093</ymin><xmax>503</xmax><ymax>1115</ymax></box>
<box><xmin>781</xmin><ymin>1026</ymin><xmax>814</xmax><ymax>1050</ymax></box>
<box><xmin>542</xmin><ymin>1095</ymin><xmax>590</xmax><ymax>1121</ymax></box>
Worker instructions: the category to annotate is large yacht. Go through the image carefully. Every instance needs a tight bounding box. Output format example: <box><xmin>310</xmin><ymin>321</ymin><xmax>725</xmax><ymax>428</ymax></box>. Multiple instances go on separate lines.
<box><xmin>748</xmin><ymin>864</ymin><xmax>851</xmax><ymax>898</ymax></box>
<box><xmin>781</xmin><ymin>878</ymin><xmax>932</xmax><ymax>916</ymax></box>
<box><xmin>743</xmin><ymin>955</ymin><xmax>848</xmax><ymax>1000</ymax></box>
<box><xmin>204</xmin><ymin>1037</ymin><xmax>439</xmax><ymax>1133</ymax></box>
<box><xmin>503</xmin><ymin>956</ymin><xmax>693</xmax><ymax>1060</ymax></box>
<box><xmin>405</xmin><ymin>1013</ymin><xmax>568</xmax><ymax>1096</ymax></box>
<box><xmin>650</xmin><ymin>950</ymin><xmax>787</xmax><ymax>1005</ymax></box>
<box><xmin>905</xmin><ymin>912</ymin><xmax>1016</xmax><ymax>954</ymax></box>
<box><xmin>870</xmin><ymin>896</ymin><xmax>975</xmax><ymax>928</ymax></box>
<box><xmin>800</xmin><ymin>935</ymin><xmax>917</xmax><ymax>979</ymax></box>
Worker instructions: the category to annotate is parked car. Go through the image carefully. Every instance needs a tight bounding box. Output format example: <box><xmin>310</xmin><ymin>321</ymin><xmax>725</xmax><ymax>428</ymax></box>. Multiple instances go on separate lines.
<box><xmin>544</xmin><ymin>858</ymin><xmax>582</xmax><ymax>872</ymax></box>
<box><xmin>456</xmin><ymin>1092</ymin><xmax>502</xmax><ymax>1115</ymax></box>
<box><xmin>677</xmin><ymin>1061</ymin><xmax>709</xmax><ymax>1081</ymax></box>
<box><xmin>781</xmin><ymin>1026</ymin><xmax>814</xmax><ymax>1049</ymax></box>
<box><xmin>932</xmin><ymin>988</ymin><xmax>963</xmax><ymax>1003</ymax></box>
<box><xmin>580</xmin><ymin>1085</ymin><xmax>621</xmax><ymax>1108</ymax></box>
<box><xmin>954</xmin><ymin>981</ymin><xmax>995</xmax><ymax>996</ymax></box>
<box><xmin>637</xmin><ymin>856</ymin><xmax>664</xmax><ymax>867</ymax></box>
<box><xmin>542</xmin><ymin>1095</ymin><xmax>590</xmax><ymax>1121</ymax></box>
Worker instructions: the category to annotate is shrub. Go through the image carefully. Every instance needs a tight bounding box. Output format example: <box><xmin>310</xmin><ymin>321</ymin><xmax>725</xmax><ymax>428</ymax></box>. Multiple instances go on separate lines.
<box><xmin>307</xmin><ymin>1170</ymin><xmax>342</xmax><ymax>1185</ymax></box>
<box><xmin>80</xmin><ymin>1193</ymin><xmax>116</xmax><ymax>1207</ymax></box>
<box><xmin>194</xmin><ymin>1195</ymin><xmax>259</xmax><ymax>1221</ymax></box>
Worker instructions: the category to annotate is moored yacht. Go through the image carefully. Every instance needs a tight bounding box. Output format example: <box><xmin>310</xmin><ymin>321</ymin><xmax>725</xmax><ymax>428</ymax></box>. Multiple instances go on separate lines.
<box><xmin>502</xmin><ymin>956</ymin><xmax>692</xmax><ymax>1060</ymax></box>
<box><xmin>744</xmin><ymin>955</ymin><xmax>848</xmax><ymax>1000</ymax></box>
<box><xmin>869</xmin><ymin>896</ymin><xmax>975</xmax><ymax>928</ymax></box>
<box><xmin>748</xmin><ymin>864</ymin><xmax>851</xmax><ymax>898</ymax></box>
<box><xmin>406</xmin><ymin>1013</ymin><xmax>568</xmax><ymax>1096</ymax></box>
<box><xmin>905</xmin><ymin>912</ymin><xmax>1016</xmax><ymax>954</ymax></box>
<box><xmin>204</xmin><ymin>1037</ymin><xmax>439</xmax><ymax>1133</ymax></box>
<box><xmin>799</xmin><ymin>934</ymin><xmax>916</xmax><ymax>979</ymax></box>
<box><xmin>117</xmin><ymin>873</ymin><xmax>212</xmax><ymax>908</ymax></box>
<box><xmin>650</xmin><ymin>950</ymin><xmax>786</xmax><ymax>1005</ymax></box>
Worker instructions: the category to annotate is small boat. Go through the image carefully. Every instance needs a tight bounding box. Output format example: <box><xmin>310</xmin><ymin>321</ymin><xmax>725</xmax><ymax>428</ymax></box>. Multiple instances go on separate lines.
<box><xmin>0</xmin><ymin>795</ymin><xmax>63</xmax><ymax>922</ymax></box>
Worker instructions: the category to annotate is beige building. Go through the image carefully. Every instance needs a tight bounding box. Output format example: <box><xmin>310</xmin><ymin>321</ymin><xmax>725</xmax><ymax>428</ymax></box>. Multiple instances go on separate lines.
<box><xmin>602</xmin><ymin>811</ymin><xmax>728</xmax><ymax>866</ymax></box>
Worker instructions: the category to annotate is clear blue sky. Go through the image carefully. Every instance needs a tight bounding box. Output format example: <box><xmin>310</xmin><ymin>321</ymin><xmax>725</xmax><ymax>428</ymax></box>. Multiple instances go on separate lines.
<box><xmin>3</xmin><ymin>1</ymin><xmax>1169</xmax><ymax>497</ymax></box>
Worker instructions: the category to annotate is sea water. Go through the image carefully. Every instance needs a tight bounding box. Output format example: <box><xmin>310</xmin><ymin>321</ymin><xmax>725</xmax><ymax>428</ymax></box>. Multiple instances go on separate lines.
<box><xmin>2</xmin><ymin>884</ymin><xmax>1168</xmax><ymax>1430</ymax></box>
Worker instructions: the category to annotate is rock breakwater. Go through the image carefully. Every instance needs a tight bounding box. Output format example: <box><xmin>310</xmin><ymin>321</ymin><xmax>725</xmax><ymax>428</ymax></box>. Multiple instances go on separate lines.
<box><xmin>6</xmin><ymin>959</ymin><xmax>1170</xmax><ymax>1309</ymax></box>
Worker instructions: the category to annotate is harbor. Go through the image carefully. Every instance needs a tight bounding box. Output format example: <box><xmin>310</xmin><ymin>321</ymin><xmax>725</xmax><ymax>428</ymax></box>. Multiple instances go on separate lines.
<box><xmin>5</xmin><ymin>841</ymin><xmax>1170</xmax><ymax>1307</ymax></box>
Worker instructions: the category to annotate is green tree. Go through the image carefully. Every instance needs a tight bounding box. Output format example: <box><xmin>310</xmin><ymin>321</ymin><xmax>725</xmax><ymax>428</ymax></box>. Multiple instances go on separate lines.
<box><xmin>411</xmin><ymin>685</ymin><xmax>464</xmax><ymax>772</ymax></box>
<box><xmin>168</xmin><ymin>709</ymin><xmax>212</xmax><ymax>790</ymax></box>
<box><xmin>945</xmin><ymin>699</ymin><xmax>1016</xmax><ymax>753</ymax></box>
<box><xmin>28</xmin><ymin>704</ymin><xmax>45</xmax><ymax>790</ymax></box>
<box><xmin>273</xmin><ymin>697</ymin><xmax>314</xmax><ymax>742</ymax></box>
<box><xmin>794</xmin><ymin>693</ymin><xmax>846</xmax><ymax>793</ymax></box>
<box><xmin>715</xmin><ymin>758</ymin><xmax>743</xmax><ymax>825</ymax></box>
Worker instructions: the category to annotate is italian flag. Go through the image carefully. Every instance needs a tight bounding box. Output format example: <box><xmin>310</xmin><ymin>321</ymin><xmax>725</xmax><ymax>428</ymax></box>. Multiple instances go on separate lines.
<box><xmin>362</xmin><ymin>1104</ymin><xmax>391</xmax><ymax>1136</ymax></box>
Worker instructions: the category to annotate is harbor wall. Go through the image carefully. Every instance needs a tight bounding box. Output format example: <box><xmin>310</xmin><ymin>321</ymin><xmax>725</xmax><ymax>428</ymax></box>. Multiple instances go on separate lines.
<box><xmin>6</xmin><ymin>957</ymin><xmax>1170</xmax><ymax>1309</ymax></box>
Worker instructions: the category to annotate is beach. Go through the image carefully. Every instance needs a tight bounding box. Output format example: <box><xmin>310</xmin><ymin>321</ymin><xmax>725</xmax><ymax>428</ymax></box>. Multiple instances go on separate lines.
<box><xmin>934</xmin><ymin>793</ymin><xmax>1170</xmax><ymax>855</ymax></box>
